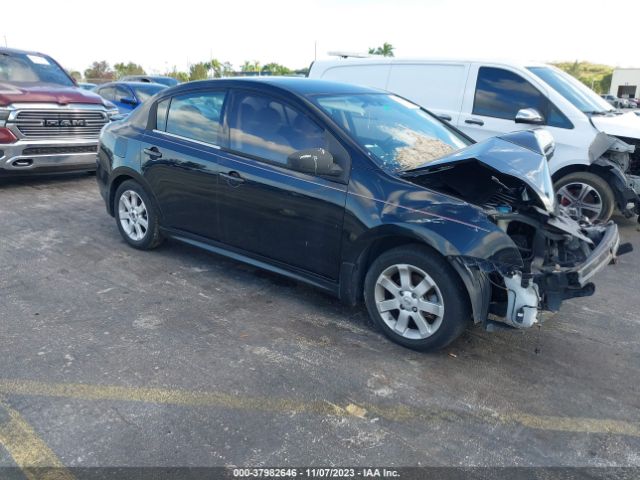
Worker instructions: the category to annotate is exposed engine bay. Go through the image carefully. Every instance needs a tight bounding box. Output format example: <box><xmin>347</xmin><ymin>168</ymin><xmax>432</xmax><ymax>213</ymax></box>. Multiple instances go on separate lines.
<box><xmin>400</xmin><ymin>131</ymin><xmax>628</xmax><ymax>330</ymax></box>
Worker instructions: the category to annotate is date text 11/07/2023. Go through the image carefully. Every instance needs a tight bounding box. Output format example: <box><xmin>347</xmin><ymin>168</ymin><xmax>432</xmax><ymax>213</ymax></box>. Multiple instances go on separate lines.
<box><xmin>232</xmin><ymin>468</ymin><xmax>400</xmax><ymax>478</ymax></box>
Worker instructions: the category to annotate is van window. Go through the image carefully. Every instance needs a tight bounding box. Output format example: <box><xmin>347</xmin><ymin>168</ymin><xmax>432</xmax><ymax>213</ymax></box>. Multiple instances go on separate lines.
<box><xmin>473</xmin><ymin>67</ymin><xmax>547</xmax><ymax>120</ymax></box>
<box><xmin>473</xmin><ymin>67</ymin><xmax>572</xmax><ymax>128</ymax></box>
<box><xmin>387</xmin><ymin>64</ymin><xmax>466</xmax><ymax>112</ymax></box>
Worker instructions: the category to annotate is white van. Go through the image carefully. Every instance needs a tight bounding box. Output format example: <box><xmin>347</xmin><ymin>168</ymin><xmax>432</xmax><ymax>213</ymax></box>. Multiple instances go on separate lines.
<box><xmin>308</xmin><ymin>57</ymin><xmax>640</xmax><ymax>222</ymax></box>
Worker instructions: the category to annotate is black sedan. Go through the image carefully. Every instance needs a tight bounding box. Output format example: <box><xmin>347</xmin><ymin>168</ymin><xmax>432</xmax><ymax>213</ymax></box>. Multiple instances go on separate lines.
<box><xmin>96</xmin><ymin>78</ymin><xmax>621</xmax><ymax>351</ymax></box>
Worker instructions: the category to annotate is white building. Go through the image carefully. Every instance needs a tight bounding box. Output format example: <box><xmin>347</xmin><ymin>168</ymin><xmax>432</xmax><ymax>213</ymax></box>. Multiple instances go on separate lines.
<box><xmin>610</xmin><ymin>68</ymin><xmax>640</xmax><ymax>98</ymax></box>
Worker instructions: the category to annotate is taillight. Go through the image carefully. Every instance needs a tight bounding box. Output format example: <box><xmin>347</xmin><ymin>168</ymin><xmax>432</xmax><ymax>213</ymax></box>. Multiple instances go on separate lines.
<box><xmin>0</xmin><ymin>127</ymin><xmax>17</xmax><ymax>144</ymax></box>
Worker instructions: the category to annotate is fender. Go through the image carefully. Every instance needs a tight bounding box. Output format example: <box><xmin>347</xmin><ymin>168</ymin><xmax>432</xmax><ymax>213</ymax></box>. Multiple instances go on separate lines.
<box><xmin>107</xmin><ymin>166</ymin><xmax>164</xmax><ymax>220</ymax></box>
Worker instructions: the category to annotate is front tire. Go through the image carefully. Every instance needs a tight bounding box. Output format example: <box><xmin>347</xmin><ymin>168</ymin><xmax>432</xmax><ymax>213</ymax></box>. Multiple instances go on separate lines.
<box><xmin>363</xmin><ymin>245</ymin><xmax>471</xmax><ymax>352</ymax></box>
<box><xmin>114</xmin><ymin>180</ymin><xmax>164</xmax><ymax>250</ymax></box>
<box><xmin>554</xmin><ymin>172</ymin><xmax>615</xmax><ymax>223</ymax></box>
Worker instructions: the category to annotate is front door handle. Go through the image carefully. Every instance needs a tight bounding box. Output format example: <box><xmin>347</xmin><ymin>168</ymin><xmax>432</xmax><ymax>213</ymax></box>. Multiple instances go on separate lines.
<box><xmin>464</xmin><ymin>118</ymin><xmax>484</xmax><ymax>126</ymax></box>
<box><xmin>143</xmin><ymin>147</ymin><xmax>162</xmax><ymax>158</ymax></box>
<box><xmin>437</xmin><ymin>114</ymin><xmax>452</xmax><ymax>122</ymax></box>
<box><xmin>220</xmin><ymin>171</ymin><xmax>245</xmax><ymax>186</ymax></box>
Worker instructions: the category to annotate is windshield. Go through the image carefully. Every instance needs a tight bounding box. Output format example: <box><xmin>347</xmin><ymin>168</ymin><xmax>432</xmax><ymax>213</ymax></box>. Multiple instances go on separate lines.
<box><xmin>131</xmin><ymin>83</ymin><xmax>167</xmax><ymax>102</ymax></box>
<box><xmin>0</xmin><ymin>51</ymin><xmax>74</xmax><ymax>86</ymax></box>
<box><xmin>528</xmin><ymin>66</ymin><xmax>614</xmax><ymax>114</ymax></box>
<box><xmin>313</xmin><ymin>93</ymin><xmax>470</xmax><ymax>172</ymax></box>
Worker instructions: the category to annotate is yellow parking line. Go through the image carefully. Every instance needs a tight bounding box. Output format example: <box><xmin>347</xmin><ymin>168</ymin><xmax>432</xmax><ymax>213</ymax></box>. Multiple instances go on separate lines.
<box><xmin>0</xmin><ymin>378</ymin><xmax>638</xmax><ymax>439</ymax></box>
<box><xmin>0</xmin><ymin>396</ymin><xmax>74</xmax><ymax>480</ymax></box>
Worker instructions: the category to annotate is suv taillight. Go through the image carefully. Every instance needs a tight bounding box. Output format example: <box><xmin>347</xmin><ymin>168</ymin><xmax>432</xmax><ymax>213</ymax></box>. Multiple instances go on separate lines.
<box><xmin>0</xmin><ymin>127</ymin><xmax>17</xmax><ymax>144</ymax></box>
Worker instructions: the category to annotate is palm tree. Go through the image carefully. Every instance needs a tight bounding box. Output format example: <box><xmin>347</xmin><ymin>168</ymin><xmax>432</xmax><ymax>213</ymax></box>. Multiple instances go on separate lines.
<box><xmin>368</xmin><ymin>43</ymin><xmax>395</xmax><ymax>57</ymax></box>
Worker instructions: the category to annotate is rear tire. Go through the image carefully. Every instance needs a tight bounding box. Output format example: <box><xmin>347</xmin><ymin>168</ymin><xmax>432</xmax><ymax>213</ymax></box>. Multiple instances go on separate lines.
<box><xmin>114</xmin><ymin>180</ymin><xmax>164</xmax><ymax>250</ymax></box>
<box><xmin>363</xmin><ymin>245</ymin><xmax>471</xmax><ymax>352</ymax></box>
<box><xmin>554</xmin><ymin>172</ymin><xmax>615</xmax><ymax>223</ymax></box>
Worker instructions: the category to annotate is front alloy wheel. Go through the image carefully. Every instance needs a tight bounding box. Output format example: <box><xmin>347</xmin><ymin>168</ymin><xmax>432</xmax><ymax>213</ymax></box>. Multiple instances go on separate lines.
<box><xmin>364</xmin><ymin>245</ymin><xmax>470</xmax><ymax>351</ymax></box>
<box><xmin>374</xmin><ymin>264</ymin><xmax>444</xmax><ymax>340</ymax></box>
<box><xmin>554</xmin><ymin>172</ymin><xmax>615</xmax><ymax>223</ymax></box>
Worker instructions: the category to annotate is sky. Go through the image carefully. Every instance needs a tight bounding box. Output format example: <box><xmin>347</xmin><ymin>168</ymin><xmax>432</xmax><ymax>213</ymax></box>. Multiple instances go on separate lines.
<box><xmin>2</xmin><ymin>0</ymin><xmax>637</xmax><ymax>75</ymax></box>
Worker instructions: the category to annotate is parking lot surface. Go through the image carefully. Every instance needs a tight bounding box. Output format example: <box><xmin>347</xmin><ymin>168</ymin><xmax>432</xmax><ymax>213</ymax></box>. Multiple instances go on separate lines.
<box><xmin>0</xmin><ymin>174</ymin><xmax>639</xmax><ymax>471</ymax></box>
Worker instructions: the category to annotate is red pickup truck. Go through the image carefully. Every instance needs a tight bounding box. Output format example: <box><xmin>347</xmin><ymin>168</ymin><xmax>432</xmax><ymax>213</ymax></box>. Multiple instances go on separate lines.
<box><xmin>0</xmin><ymin>47</ymin><xmax>118</xmax><ymax>175</ymax></box>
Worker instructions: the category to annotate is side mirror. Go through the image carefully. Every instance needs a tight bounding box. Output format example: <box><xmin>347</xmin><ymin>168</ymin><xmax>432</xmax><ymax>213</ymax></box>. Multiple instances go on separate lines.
<box><xmin>515</xmin><ymin>108</ymin><xmax>544</xmax><ymax>125</ymax></box>
<box><xmin>120</xmin><ymin>97</ymin><xmax>138</xmax><ymax>106</ymax></box>
<box><xmin>287</xmin><ymin>148</ymin><xmax>341</xmax><ymax>176</ymax></box>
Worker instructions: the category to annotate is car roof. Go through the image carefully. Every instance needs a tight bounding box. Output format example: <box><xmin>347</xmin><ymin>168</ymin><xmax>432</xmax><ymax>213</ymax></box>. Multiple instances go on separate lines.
<box><xmin>166</xmin><ymin>77</ymin><xmax>384</xmax><ymax>98</ymax></box>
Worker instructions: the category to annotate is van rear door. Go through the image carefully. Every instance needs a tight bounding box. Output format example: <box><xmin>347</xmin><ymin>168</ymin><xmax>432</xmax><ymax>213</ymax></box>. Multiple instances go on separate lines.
<box><xmin>386</xmin><ymin>62</ymin><xmax>469</xmax><ymax>125</ymax></box>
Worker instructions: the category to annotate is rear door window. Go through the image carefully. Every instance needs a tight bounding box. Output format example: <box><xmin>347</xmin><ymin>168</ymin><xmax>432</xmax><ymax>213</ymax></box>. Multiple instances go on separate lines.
<box><xmin>165</xmin><ymin>91</ymin><xmax>227</xmax><ymax>145</ymax></box>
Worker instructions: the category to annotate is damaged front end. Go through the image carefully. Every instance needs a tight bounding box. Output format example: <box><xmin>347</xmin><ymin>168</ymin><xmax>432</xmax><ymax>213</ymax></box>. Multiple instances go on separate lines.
<box><xmin>400</xmin><ymin>130</ymin><xmax>628</xmax><ymax>330</ymax></box>
<box><xmin>588</xmin><ymin>132</ymin><xmax>640</xmax><ymax>218</ymax></box>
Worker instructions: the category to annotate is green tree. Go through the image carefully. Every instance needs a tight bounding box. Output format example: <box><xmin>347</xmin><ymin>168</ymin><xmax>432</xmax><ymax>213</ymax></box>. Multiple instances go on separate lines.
<box><xmin>368</xmin><ymin>42</ymin><xmax>395</xmax><ymax>57</ymax></box>
<box><xmin>68</xmin><ymin>70</ymin><xmax>82</xmax><ymax>81</ymax></box>
<box><xmin>261</xmin><ymin>63</ymin><xmax>291</xmax><ymax>76</ymax></box>
<box><xmin>599</xmin><ymin>72</ymin><xmax>613</xmax><ymax>94</ymax></box>
<box><xmin>221</xmin><ymin>62</ymin><xmax>234</xmax><ymax>77</ymax></box>
<box><xmin>241</xmin><ymin>60</ymin><xmax>260</xmax><ymax>73</ymax></box>
<box><xmin>84</xmin><ymin>61</ymin><xmax>114</xmax><ymax>81</ymax></box>
<box><xmin>113</xmin><ymin>62</ymin><xmax>146</xmax><ymax>78</ymax></box>
<box><xmin>189</xmin><ymin>62</ymin><xmax>210</xmax><ymax>81</ymax></box>
<box><xmin>552</xmin><ymin>61</ymin><xmax>613</xmax><ymax>94</ymax></box>
<box><xmin>209</xmin><ymin>59</ymin><xmax>222</xmax><ymax>78</ymax></box>
<box><xmin>166</xmin><ymin>67</ymin><xmax>189</xmax><ymax>83</ymax></box>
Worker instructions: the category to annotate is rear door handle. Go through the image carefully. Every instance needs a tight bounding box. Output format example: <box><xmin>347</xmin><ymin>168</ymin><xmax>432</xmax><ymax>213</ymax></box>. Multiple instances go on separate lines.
<box><xmin>220</xmin><ymin>171</ymin><xmax>245</xmax><ymax>186</ymax></box>
<box><xmin>143</xmin><ymin>147</ymin><xmax>162</xmax><ymax>158</ymax></box>
<box><xmin>464</xmin><ymin>118</ymin><xmax>484</xmax><ymax>126</ymax></box>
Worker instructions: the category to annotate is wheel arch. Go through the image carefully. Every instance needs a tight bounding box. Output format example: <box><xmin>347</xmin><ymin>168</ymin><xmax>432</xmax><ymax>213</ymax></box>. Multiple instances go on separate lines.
<box><xmin>339</xmin><ymin>225</ymin><xmax>463</xmax><ymax>306</ymax></box>
<box><xmin>108</xmin><ymin>167</ymin><xmax>162</xmax><ymax>219</ymax></box>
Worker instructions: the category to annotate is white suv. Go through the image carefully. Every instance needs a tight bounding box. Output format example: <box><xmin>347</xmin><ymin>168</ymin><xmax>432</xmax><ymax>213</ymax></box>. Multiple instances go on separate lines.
<box><xmin>309</xmin><ymin>57</ymin><xmax>640</xmax><ymax>222</ymax></box>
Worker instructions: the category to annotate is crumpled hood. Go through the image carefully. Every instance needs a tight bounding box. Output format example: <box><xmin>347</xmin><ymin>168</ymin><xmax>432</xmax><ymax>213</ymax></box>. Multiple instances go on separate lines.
<box><xmin>590</xmin><ymin>111</ymin><xmax>640</xmax><ymax>139</ymax></box>
<box><xmin>0</xmin><ymin>82</ymin><xmax>106</xmax><ymax>107</ymax></box>
<box><xmin>400</xmin><ymin>130</ymin><xmax>556</xmax><ymax>212</ymax></box>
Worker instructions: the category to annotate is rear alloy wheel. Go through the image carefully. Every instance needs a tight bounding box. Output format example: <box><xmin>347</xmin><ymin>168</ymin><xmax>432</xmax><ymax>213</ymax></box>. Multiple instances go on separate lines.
<box><xmin>114</xmin><ymin>180</ymin><xmax>164</xmax><ymax>250</ymax></box>
<box><xmin>364</xmin><ymin>246</ymin><xmax>470</xmax><ymax>351</ymax></box>
<box><xmin>554</xmin><ymin>172</ymin><xmax>614</xmax><ymax>222</ymax></box>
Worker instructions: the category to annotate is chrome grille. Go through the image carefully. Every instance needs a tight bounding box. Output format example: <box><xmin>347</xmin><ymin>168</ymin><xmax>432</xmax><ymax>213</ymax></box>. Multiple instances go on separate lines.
<box><xmin>13</xmin><ymin>109</ymin><xmax>108</xmax><ymax>139</ymax></box>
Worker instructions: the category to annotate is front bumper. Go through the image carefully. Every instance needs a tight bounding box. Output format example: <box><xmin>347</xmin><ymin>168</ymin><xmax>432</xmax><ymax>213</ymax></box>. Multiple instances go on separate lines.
<box><xmin>571</xmin><ymin>222</ymin><xmax>620</xmax><ymax>286</ymax></box>
<box><xmin>0</xmin><ymin>138</ymin><xmax>98</xmax><ymax>174</ymax></box>
<box><xmin>528</xmin><ymin>221</ymin><xmax>620</xmax><ymax>318</ymax></box>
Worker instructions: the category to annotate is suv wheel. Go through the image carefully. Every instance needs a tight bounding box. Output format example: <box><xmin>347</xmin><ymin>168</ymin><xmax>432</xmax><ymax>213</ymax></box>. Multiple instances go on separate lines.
<box><xmin>554</xmin><ymin>172</ymin><xmax>615</xmax><ymax>223</ymax></box>
<box><xmin>114</xmin><ymin>180</ymin><xmax>164</xmax><ymax>249</ymax></box>
<box><xmin>364</xmin><ymin>245</ymin><xmax>470</xmax><ymax>351</ymax></box>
